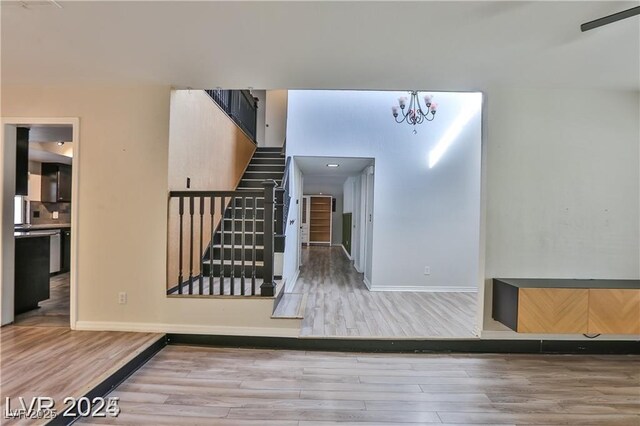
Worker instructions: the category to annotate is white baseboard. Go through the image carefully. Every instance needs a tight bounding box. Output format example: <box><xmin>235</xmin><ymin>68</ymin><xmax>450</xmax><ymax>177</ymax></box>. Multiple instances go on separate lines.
<box><xmin>340</xmin><ymin>244</ymin><xmax>351</xmax><ymax>260</ymax></box>
<box><xmin>363</xmin><ymin>276</ymin><xmax>372</xmax><ymax>289</ymax></box>
<box><xmin>74</xmin><ymin>321</ymin><xmax>300</xmax><ymax>338</ymax></box>
<box><xmin>370</xmin><ymin>286</ymin><xmax>477</xmax><ymax>292</ymax></box>
<box><xmin>286</xmin><ymin>268</ymin><xmax>301</xmax><ymax>293</ymax></box>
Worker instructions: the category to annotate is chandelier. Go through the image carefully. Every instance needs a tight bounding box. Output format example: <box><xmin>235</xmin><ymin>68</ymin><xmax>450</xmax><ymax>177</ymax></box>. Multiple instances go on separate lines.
<box><xmin>392</xmin><ymin>91</ymin><xmax>437</xmax><ymax>132</ymax></box>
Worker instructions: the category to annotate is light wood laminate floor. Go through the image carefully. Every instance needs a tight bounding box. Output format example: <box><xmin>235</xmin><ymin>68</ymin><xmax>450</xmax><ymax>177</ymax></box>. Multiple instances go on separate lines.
<box><xmin>13</xmin><ymin>272</ymin><xmax>70</xmax><ymax>327</ymax></box>
<box><xmin>1</xmin><ymin>325</ymin><xmax>163</xmax><ymax>425</ymax></box>
<box><xmin>82</xmin><ymin>345</ymin><xmax>640</xmax><ymax>425</ymax></box>
<box><xmin>292</xmin><ymin>246</ymin><xmax>477</xmax><ymax>338</ymax></box>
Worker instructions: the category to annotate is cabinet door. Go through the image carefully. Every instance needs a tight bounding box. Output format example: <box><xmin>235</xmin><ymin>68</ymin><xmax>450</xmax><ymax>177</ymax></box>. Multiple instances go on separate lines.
<box><xmin>41</xmin><ymin>163</ymin><xmax>59</xmax><ymax>203</ymax></box>
<box><xmin>518</xmin><ymin>288</ymin><xmax>589</xmax><ymax>333</ymax></box>
<box><xmin>57</xmin><ymin>164</ymin><xmax>72</xmax><ymax>202</ymax></box>
<box><xmin>15</xmin><ymin>128</ymin><xmax>30</xmax><ymax>196</ymax></box>
<box><xmin>588</xmin><ymin>289</ymin><xmax>640</xmax><ymax>334</ymax></box>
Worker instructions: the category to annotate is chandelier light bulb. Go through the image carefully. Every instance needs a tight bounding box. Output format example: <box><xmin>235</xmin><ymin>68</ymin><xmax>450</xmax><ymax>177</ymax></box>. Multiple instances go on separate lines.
<box><xmin>392</xmin><ymin>91</ymin><xmax>438</xmax><ymax>129</ymax></box>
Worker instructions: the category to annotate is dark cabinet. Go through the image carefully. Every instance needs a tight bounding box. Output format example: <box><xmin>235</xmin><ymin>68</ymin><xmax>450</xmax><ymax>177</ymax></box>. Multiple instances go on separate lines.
<box><xmin>41</xmin><ymin>163</ymin><xmax>72</xmax><ymax>202</ymax></box>
<box><xmin>15</xmin><ymin>236</ymin><xmax>50</xmax><ymax>314</ymax></box>
<box><xmin>15</xmin><ymin>127</ymin><xmax>29</xmax><ymax>196</ymax></box>
<box><xmin>61</xmin><ymin>229</ymin><xmax>71</xmax><ymax>273</ymax></box>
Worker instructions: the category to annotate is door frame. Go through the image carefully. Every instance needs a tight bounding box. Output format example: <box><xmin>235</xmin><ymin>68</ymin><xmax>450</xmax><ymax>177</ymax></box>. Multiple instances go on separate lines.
<box><xmin>0</xmin><ymin>117</ymin><xmax>80</xmax><ymax>328</ymax></box>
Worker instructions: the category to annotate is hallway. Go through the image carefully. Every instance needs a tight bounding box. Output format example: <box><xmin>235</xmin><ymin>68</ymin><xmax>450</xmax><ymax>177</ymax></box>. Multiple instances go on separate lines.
<box><xmin>291</xmin><ymin>246</ymin><xmax>477</xmax><ymax>338</ymax></box>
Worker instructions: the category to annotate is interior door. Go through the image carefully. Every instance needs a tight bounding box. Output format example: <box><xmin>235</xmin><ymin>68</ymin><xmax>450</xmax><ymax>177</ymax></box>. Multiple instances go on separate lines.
<box><xmin>301</xmin><ymin>196</ymin><xmax>310</xmax><ymax>245</ymax></box>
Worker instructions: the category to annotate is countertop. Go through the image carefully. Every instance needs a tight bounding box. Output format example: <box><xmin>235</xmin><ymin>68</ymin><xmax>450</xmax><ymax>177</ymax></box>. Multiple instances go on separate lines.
<box><xmin>15</xmin><ymin>223</ymin><xmax>71</xmax><ymax>231</ymax></box>
<box><xmin>14</xmin><ymin>230</ymin><xmax>58</xmax><ymax>239</ymax></box>
<box><xmin>494</xmin><ymin>278</ymin><xmax>640</xmax><ymax>289</ymax></box>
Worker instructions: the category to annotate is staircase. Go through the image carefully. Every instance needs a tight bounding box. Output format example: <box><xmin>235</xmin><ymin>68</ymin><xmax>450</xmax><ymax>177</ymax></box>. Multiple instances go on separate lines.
<box><xmin>201</xmin><ymin>147</ymin><xmax>285</xmax><ymax>288</ymax></box>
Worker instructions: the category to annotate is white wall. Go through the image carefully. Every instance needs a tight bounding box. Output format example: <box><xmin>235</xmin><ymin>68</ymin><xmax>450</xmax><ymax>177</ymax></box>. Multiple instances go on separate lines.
<box><xmin>265</xmin><ymin>90</ymin><xmax>288</xmax><ymax>147</ymax></box>
<box><xmin>282</xmin><ymin>158</ymin><xmax>303</xmax><ymax>291</ymax></box>
<box><xmin>483</xmin><ymin>87</ymin><xmax>640</xmax><ymax>333</ymax></box>
<box><xmin>287</xmin><ymin>90</ymin><xmax>483</xmax><ymax>291</ymax></box>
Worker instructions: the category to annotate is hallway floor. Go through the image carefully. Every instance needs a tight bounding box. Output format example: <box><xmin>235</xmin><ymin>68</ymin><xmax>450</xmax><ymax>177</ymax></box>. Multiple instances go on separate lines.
<box><xmin>291</xmin><ymin>246</ymin><xmax>477</xmax><ymax>338</ymax></box>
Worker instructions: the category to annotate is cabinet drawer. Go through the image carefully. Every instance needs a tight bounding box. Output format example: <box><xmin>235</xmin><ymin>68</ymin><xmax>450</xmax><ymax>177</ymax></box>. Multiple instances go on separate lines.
<box><xmin>517</xmin><ymin>288</ymin><xmax>589</xmax><ymax>333</ymax></box>
<box><xmin>588</xmin><ymin>289</ymin><xmax>640</xmax><ymax>335</ymax></box>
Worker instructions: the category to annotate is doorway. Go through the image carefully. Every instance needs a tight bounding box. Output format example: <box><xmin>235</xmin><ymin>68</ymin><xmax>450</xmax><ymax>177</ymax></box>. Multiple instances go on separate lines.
<box><xmin>1</xmin><ymin>118</ymin><xmax>79</xmax><ymax>328</ymax></box>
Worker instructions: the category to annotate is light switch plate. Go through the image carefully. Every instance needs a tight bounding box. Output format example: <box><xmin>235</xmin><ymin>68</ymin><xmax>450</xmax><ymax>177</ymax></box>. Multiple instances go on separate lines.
<box><xmin>52</xmin><ymin>211</ymin><xmax>59</xmax><ymax>219</ymax></box>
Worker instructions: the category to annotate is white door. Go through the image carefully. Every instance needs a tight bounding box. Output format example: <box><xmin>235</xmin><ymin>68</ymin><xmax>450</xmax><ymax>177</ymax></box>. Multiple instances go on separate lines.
<box><xmin>363</xmin><ymin>167</ymin><xmax>375</xmax><ymax>284</ymax></box>
<box><xmin>301</xmin><ymin>196</ymin><xmax>310</xmax><ymax>245</ymax></box>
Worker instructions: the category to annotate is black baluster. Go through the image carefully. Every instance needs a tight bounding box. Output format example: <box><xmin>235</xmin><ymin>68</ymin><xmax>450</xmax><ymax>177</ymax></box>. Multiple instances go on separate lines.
<box><xmin>241</xmin><ymin>196</ymin><xmax>246</xmax><ymax>295</ymax></box>
<box><xmin>209</xmin><ymin>196</ymin><xmax>215</xmax><ymax>295</ymax></box>
<box><xmin>178</xmin><ymin>196</ymin><xmax>184</xmax><ymax>295</ymax></box>
<box><xmin>188</xmin><ymin>196</ymin><xmax>194</xmax><ymax>295</ymax></box>
<box><xmin>219</xmin><ymin>196</ymin><xmax>225</xmax><ymax>295</ymax></box>
<box><xmin>199</xmin><ymin>197</ymin><xmax>204</xmax><ymax>295</ymax></box>
<box><xmin>230</xmin><ymin>196</ymin><xmax>236</xmax><ymax>295</ymax></box>
<box><xmin>252</xmin><ymin>196</ymin><xmax>256</xmax><ymax>295</ymax></box>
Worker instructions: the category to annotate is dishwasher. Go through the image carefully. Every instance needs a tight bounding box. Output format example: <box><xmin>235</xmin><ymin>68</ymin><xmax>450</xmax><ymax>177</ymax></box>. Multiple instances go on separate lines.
<box><xmin>49</xmin><ymin>230</ymin><xmax>61</xmax><ymax>274</ymax></box>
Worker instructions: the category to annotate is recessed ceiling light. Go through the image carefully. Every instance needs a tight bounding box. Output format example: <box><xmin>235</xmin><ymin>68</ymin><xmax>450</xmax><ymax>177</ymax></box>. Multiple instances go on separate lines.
<box><xmin>57</xmin><ymin>141</ymin><xmax>65</xmax><ymax>146</ymax></box>
<box><xmin>326</xmin><ymin>164</ymin><xmax>339</xmax><ymax>168</ymax></box>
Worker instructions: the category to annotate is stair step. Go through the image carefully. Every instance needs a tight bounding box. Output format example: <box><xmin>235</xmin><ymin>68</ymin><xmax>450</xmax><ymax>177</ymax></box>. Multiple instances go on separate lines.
<box><xmin>220</xmin><ymin>219</ymin><xmax>264</xmax><ymax>232</ymax></box>
<box><xmin>252</xmin><ymin>152</ymin><xmax>284</xmax><ymax>158</ymax></box>
<box><xmin>251</xmin><ymin>158</ymin><xmax>286</xmax><ymax>165</ymax></box>
<box><xmin>209</xmin><ymin>246</ymin><xmax>265</xmax><ymax>262</ymax></box>
<box><xmin>247</xmin><ymin>165</ymin><xmax>285</xmax><ymax>172</ymax></box>
<box><xmin>255</xmin><ymin>147</ymin><xmax>283</xmax><ymax>152</ymax></box>
<box><xmin>217</xmin><ymin>233</ymin><xmax>264</xmax><ymax>245</ymax></box>
<box><xmin>226</xmin><ymin>208</ymin><xmax>264</xmax><ymax>219</ymax></box>
<box><xmin>239</xmin><ymin>179</ymin><xmax>282</xmax><ymax>189</ymax></box>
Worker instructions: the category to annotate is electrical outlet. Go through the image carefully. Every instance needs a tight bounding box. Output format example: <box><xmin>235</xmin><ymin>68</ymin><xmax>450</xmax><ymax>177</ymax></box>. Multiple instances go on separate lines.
<box><xmin>118</xmin><ymin>292</ymin><xmax>127</xmax><ymax>304</ymax></box>
<box><xmin>424</xmin><ymin>266</ymin><xmax>431</xmax><ymax>275</ymax></box>
<box><xmin>52</xmin><ymin>211</ymin><xmax>59</xmax><ymax>219</ymax></box>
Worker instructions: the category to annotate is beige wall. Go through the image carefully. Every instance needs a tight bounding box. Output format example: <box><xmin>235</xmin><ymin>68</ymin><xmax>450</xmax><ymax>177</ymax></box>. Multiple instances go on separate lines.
<box><xmin>167</xmin><ymin>90</ymin><xmax>256</xmax><ymax>288</ymax></box>
<box><xmin>1</xmin><ymin>85</ymin><xmax>298</xmax><ymax>336</ymax></box>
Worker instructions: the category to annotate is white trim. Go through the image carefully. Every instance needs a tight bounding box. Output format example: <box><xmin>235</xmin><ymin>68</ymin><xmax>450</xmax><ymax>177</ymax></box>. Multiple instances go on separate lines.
<box><xmin>363</xmin><ymin>276</ymin><xmax>372</xmax><ymax>290</ymax></box>
<box><xmin>340</xmin><ymin>244</ymin><xmax>351</xmax><ymax>260</ymax></box>
<box><xmin>370</xmin><ymin>285</ymin><xmax>477</xmax><ymax>293</ymax></box>
<box><xmin>75</xmin><ymin>321</ymin><xmax>301</xmax><ymax>338</ymax></box>
<box><xmin>286</xmin><ymin>268</ymin><xmax>300</xmax><ymax>293</ymax></box>
<box><xmin>0</xmin><ymin>117</ymin><xmax>79</xmax><ymax>329</ymax></box>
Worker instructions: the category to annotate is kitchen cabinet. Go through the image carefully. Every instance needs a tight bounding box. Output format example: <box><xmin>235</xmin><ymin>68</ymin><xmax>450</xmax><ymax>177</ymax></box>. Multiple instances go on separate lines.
<box><xmin>41</xmin><ymin>163</ymin><xmax>72</xmax><ymax>202</ymax></box>
<box><xmin>14</xmin><ymin>233</ymin><xmax>51</xmax><ymax>314</ymax></box>
<box><xmin>15</xmin><ymin>128</ymin><xmax>29</xmax><ymax>196</ymax></box>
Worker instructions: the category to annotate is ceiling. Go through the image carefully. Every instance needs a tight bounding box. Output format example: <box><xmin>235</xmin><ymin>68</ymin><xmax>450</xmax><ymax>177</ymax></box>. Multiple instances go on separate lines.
<box><xmin>1</xmin><ymin>1</ymin><xmax>638</xmax><ymax>91</ymax></box>
<box><xmin>296</xmin><ymin>156</ymin><xmax>374</xmax><ymax>178</ymax></box>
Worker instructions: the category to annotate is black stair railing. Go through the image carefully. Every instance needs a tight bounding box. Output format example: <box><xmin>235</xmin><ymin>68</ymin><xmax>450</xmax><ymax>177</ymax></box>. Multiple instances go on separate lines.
<box><xmin>204</xmin><ymin>89</ymin><xmax>258</xmax><ymax>143</ymax></box>
<box><xmin>168</xmin><ymin>185</ymin><xmax>276</xmax><ymax>297</ymax></box>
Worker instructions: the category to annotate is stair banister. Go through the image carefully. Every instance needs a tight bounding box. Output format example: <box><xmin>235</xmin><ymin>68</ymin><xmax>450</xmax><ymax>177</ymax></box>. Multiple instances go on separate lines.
<box><xmin>260</xmin><ymin>180</ymin><xmax>277</xmax><ymax>297</ymax></box>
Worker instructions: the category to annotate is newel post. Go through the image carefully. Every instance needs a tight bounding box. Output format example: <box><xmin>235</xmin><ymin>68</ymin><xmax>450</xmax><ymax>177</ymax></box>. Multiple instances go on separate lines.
<box><xmin>261</xmin><ymin>180</ymin><xmax>276</xmax><ymax>297</ymax></box>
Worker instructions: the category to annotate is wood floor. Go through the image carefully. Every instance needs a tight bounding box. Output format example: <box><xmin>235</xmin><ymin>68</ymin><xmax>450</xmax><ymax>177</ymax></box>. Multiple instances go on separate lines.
<box><xmin>1</xmin><ymin>325</ymin><xmax>163</xmax><ymax>426</ymax></box>
<box><xmin>290</xmin><ymin>246</ymin><xmax>477</xmax><ymax>338</ymax></box>
<box><xmin>13</xmin><ymin>272</ymin><xmax>70</xmax><ymax>327</ymax></box>
<box><xmin>81</xmin><ymin>345</ymin><xmax>640</xmax><ymax>425</ymax></box>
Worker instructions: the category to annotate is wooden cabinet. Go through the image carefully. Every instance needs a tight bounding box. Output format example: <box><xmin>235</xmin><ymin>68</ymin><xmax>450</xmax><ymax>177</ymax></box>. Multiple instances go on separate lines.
<box><xmin>15</xmin><ymin>128</ymin><xmax>29</xmax><ymax>196</ymax></box>
<box><xmin>41</xmin><ymin>163</ymin><xmax>72</xmax><ymax>202</ymax></box>
<box><xmin>309</xmin><ymin>196</ymin><xmax>332</xmax><ymax>244</ymax></box>
<box><xmin>493</xmin><ymin>279</ymin><xmax>640</xmax><ymax>334</ymax></box>
<box><xmin>588</xmin><ymin>289</ymin><xmax>640</xmax><ymax>334</ymax></box>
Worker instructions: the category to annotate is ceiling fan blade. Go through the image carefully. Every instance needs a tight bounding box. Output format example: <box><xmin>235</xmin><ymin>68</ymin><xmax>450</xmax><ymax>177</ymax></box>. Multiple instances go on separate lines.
<box><xmin>581</xmin><ymin>6</ymin><xmax>640</xmax><ymax>32</ymax></box>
